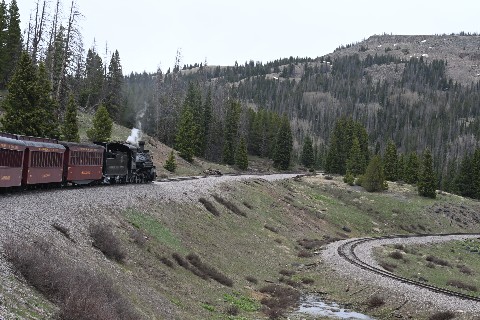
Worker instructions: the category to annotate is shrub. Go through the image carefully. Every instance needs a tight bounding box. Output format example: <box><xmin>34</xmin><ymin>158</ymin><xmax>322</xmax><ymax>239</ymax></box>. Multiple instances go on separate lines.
<box><xmin>301</xmin><ymin>277</ymin><xmax>314</xmax><ymax>284</ymax></box>
<box><xmin>428</xmin><ymin>311</ymin><xmax>455</xmax><ymax>320</ymax></box>
<box><xmin>388</xmin><ymin>251</ymin><xmax>404</xmax><ymax>260</ymax></box>
<box><xmin>366</xmin><ymin>294</ymin><xmax>385</xmax><ymax>308</ymax></box>
<box><xmin>199</xmin><ymin>198</ymin><xmax>221</xmax><ymax>216</ymax></box>
<box><xmin>186</xmin><ymin>253</ymin><xmax>233</xmax><ymax>287</ymax></box>
<box><xmin>212</xmin><ymin>194</ymin><xmax>247</xmax><ymax>217</ymax></box>
<box><xmin>264</xmin><ymin>225</ymin><xmax>279</xmax><ymax>233</ymax></box>
<box><xmin>343</xmin><ymin>172</ymin><xmax>354</xmax><ymax>186</ymax></box>
<box><xmin>225</xmin><ymin>305</ymin><xmax>239</xmax><ymax>316</ymax></box>
<box><xmin>130</xmin><ymin>228</ymin><xmax>147</xmax><ymax>247</ymax></box>
<box><xmin>90</xmin><ymin>224</ymin><xmax>126</xmax><ymax>263</ymax></box>
<box><xmin>297</xmin><ymin>250</ymin><xmax>313</xmax><ymax>258</ymax></box>
<box><xmin>379</xmin><ymin>261</ymin><xmax>397</xmax><ymax>272</ymax></box>
<box><xmin>259</xmin><ymin>284</ymin><xmax>300</xmax><ymax>319</ymax></box>
<box><xmin>426</xmin><ymin>255</ymin><xmax>450</xmax><ymax>267</ymax></box>
<box><xmin>279</xmin><ymin>269</ymin><xmax>295</xmax><ymax>277</ymax></box>
<box><xmin>243</xmin><ymin>201</ymin><xmax>253</xmax><ymax>209</ymax></box>
<box><xmin>3</xmin><ymin>239</ymin><xmax>139</xmax><ymax>320</ymax></box>
<box><xmin>159</xmin><ymin>256</ymin><xmax>175</xmax><ymax>269</ymax></box>
<box><xmin>457</xmin><ymin>264</ymin><xmax>474</xmax><ymax>275</ymax></box>
<box><xmin>245</xmin><ymin>276</ymin><xmax>258</xmax><ymax>284</ymax></box>
<box><xmin>163</xmin><ymin>150</ymin><xmax>177</xmax><ymax>172</ymax></box>
<box><xmin>52</xmin><ymin>223</ymin><xmax>73</xmax><ymax>241</ymax></box>
<box><xmin>447</xmin><ymin>279</ymin><xmax>477</xmax><ymax>292</ymax></box>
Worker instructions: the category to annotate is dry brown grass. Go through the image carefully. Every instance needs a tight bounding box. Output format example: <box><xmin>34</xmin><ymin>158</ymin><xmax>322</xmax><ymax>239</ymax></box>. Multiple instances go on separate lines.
<box><xmin>212</xmin><ymin>194</ymin><xmax>247</xmax><ymax>217</ymax></box>
<box><xmin>199</xmin><ymin>198</ymin><xmax>221</xmax><ymax>216</ymax></box>
<box><xmin>447</xmin><ymin>279</ymin><xmax>477</xmax><ymax>292</ymax></box>
<box><xmin>259</xmin><ymin>284</ymin><xmax>300</xmax><ymax>319</ymax></box>
<box><xmin>428</xmin><ymin>311</ymin><xmax>455</xmax><ymax>320</ymax></box>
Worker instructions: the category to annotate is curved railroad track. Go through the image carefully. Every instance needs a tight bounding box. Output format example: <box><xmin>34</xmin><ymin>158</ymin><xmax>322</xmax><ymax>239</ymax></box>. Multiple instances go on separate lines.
<box><xmin>336</xmin><ymin>234</ymin><xmax>480</xmax><ymax>303</ymax></box>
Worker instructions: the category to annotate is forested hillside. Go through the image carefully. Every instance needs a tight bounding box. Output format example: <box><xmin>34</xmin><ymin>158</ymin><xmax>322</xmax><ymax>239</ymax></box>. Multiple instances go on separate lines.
<box><xmin>125</xmin><ymin>34</ymin><xmax>480</xmax><ymax>191</ymax></box>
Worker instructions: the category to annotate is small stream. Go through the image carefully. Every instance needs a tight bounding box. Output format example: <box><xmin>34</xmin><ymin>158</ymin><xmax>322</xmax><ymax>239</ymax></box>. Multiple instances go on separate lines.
<box><xmin>293</xmin><ymin>295</ymin><xmax>374</xmax><ymax>319</ymax></box>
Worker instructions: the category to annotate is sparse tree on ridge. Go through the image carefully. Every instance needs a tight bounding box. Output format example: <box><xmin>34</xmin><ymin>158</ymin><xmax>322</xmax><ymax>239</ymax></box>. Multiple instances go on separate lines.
<box><xmin>384</xmin><ymin>139</ymin><xmax>398</xmax><ymax>181</ymax></box>
<box><xmin>87</xmin><ymin>104</ymin><xmax>113</xmax><ymax>142</ymax></box>
<box><xmin>363</xmin><ymin>155</ymin><xmax>387</xmax><ymax>192</ymax></box>
<box><xmin>301</xmin><ymin>136</ymin><xmax>315</xmax><ymax>169</ymax></box>
<box><xmin>273</xmin><ymin>115</ymin><xmax>293</xmax><ymax>170</ymax></box>
<box><xmin>235</xmin><ymin>137</ymin><xmax>248</xmax><ymax>170</ymax></box>
<box><xmin>164</xmin><ymin>150</ymin><xmax>177</xmax><ymax>172</ymax></box>
<box><xmin>418</xmin><ymin>148</ymin><xmax>436</xmax><ymax>198</ymax></box>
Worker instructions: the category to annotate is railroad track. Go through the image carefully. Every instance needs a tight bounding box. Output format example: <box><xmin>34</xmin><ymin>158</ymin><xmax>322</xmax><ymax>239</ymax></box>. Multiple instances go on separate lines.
<box><xmin>337</xmin><ymin>234</ymin><xmax>480</xmax><ymax>302</ymax></box>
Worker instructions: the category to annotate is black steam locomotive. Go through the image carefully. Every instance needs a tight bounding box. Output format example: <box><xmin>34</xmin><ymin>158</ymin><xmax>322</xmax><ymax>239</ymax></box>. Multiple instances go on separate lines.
<box><xmin>0</xmin><ymin>132</ymin><xmax>156</xmax><ymax>189</ymax></box>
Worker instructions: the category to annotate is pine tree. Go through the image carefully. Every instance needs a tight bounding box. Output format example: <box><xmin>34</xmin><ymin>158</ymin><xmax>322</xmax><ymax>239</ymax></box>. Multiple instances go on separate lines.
<box><xmin>397</xmin><ymin>153</ymin><xmax>405</xmax><ymax>181</ymax></box>
<box><xmin>363</xmin><ymin>155</ymin><xmax>387</xmax><ymax>192</ymax></box>
<box><xmin>2</xmin><ymin>0</ymin><xmax>21</xmax><ymax>86</ymax></box>
<box><xmin>105</xmin><ymin>50</ymin><xmax>124</xmax><ymax>122</ymax></box>
<box><xmin>273</xmin><ymin>115</ymin><xmax>293</xmax><ymax>170</ymax></box>
<box><xmin>202</xmin><ymin>87</ymin><xmax>213</xmax><ymax>157</ymax></box>
<box><xmin>346</xmin><ymin>137</ymin><xmax>366</xmax><ymax>176</ymax></box>
<box><xmin>404</xmin><ymin>152</ymin><xmax>420</xmax><ymax>184</ymax></box>
<box><xmin>223</xmin><ymin>100</ymin><xmax>241</xmax><ymax>165</ymax></box>
<box><xmin>164</xmin><ymin>150</ymin><xmax>177</xmax><ymax>172</ymax></box>
<box><xmin>0</xmin><ymin>0</ymin><xmax>8</xmax><ymax>89</ymax></box>
<box><xmin>383</xmin><ymin>139</ymin><xmax>398</xmax><ymax>181</ymax></box>
<box><xmin>175</xmin><ymin>107</ymin><xmax>196</xmax><ymax>162</ymax></box>
<box><xmin>418</xmin><ymin>148</ymin><xmax>436</xmax><ymax>198</ymax></box>
<box><xmin>235</xmin><ymin>137</ymin><xmax>248</xmax><ymax>170</ymax></box>
<box><xmin>301</xmin><ymin>136</ymin><xmax>315</xmax><ymax>169</ymax></box>
<box><xmin>1</xmin><ymin>53</ymin><xmax>58</xmax><ymax>138</ymax></box>
<box><xmin>80</xmin><ymin>47</ymin><xmax>104</xmax><ymax>110</ymax></box>
<box><xmin>86</xmin><ymin>105</ymin><xmax>113</xmax><ymax>142</ymax></box>
<box><xmin>62</xmin><ymin>93</ymin><xmax>80</xmax><ymax>142</ymax></box>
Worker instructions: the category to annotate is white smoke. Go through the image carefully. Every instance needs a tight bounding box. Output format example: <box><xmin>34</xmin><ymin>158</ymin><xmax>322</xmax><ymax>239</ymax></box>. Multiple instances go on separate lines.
<box><xmin>126</xmin><ymin>128</ymin><xmax>141</xmax><ymax>146</ymax></box>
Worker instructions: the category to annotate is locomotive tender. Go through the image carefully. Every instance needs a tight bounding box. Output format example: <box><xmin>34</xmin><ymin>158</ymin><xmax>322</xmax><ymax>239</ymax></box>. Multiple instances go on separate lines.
<box><xmin>0</xmin><ymin>132</ymin><xmax>156</xmax><ymax>189</ymax></box>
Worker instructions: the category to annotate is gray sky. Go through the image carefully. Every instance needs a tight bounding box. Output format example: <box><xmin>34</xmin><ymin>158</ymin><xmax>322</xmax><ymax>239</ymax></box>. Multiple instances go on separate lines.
<box><xmin>16</xmin><ymin>0</ymin><xmax>480</xmax><ymax>74</ymax></box>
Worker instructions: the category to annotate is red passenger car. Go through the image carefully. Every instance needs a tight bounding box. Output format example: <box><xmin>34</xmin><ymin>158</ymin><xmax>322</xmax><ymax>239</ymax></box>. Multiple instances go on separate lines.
<box><xmin>22</xmin><ymin>140</ymin><xmax>65</xmax><ymax>186</ymax></box>
<box><xmin>60</xmin><ymin>142</ymin><xmax>104</xmax><ymax>185</ymax></box>
<box><xmin>0</xmin><ymin>136</ymin><xmax>26</xmax><ymax>188</ymax></box>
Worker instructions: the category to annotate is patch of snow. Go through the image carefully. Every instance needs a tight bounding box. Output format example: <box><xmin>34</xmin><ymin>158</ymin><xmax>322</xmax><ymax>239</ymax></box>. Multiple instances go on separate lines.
<box><xmin>421</xmin><ymin>39</ymin><xmax>427</xmax><ymax>43</ymax></box>
<box><xmin>377</xmin><ymin>45</ymin><xmax>382</xmax><ymax>48</ymax></box>
<box><xmin>422</xmin><ymin>54</ymin><xmax>429</xmax><ymax>58</ymax></box>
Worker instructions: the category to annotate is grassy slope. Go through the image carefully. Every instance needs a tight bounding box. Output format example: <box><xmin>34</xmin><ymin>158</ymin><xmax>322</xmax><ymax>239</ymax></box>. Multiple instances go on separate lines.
<box><xmin>4</xmin><ymin>173</ymin><xmax>480</xmax><ymax>319</ymax></box>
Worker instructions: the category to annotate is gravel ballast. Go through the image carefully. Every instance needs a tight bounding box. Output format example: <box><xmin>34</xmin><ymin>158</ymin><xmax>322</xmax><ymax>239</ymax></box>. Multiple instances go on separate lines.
<box><xmin>323</xmin><ymin>235</ymin><xmax>480</xmax><ymax>313</ymax></box>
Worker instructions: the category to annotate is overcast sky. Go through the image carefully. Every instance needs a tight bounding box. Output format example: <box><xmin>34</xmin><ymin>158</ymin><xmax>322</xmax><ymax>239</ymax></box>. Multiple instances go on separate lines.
<box><xmin>16</xmin><ymin>0</ymin><xmax>480</xmax><ymax>74</ymax></box>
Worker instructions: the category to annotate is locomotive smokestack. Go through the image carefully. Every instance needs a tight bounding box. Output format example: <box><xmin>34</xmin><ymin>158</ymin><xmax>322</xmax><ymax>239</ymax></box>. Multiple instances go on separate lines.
<box><xmin>139</xmin><ymin>141</ymin><xmax>145</xmax><ymax>152</ymax></box>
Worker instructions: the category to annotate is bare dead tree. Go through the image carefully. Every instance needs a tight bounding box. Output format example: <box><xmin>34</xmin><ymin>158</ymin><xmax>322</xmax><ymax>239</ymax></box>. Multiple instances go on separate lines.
<box><xmin>29</xmin><ymin>0</ymin><xmax>47</xmax><ymax>64</ymax></box>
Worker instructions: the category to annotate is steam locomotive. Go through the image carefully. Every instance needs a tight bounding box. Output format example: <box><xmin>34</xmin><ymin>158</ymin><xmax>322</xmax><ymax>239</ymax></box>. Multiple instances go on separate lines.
<box><xmin>0</xmin><ymin>132</ymin><xmax>156</xmax><ymax>189</ymax></box>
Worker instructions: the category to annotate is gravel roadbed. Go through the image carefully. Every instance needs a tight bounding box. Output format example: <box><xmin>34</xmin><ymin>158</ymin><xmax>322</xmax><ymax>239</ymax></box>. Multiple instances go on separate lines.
<box><xmin>323</xmin><ymin>235</ymin><xmax>480</xmax><ymax>313</ymax></box>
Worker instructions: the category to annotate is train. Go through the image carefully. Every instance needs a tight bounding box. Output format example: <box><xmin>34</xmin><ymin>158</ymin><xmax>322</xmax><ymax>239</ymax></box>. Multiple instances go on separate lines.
<box><xmin>0</xmin><ymin>132</ymin><xmax>156</xmax><ymax>190</ymax></box>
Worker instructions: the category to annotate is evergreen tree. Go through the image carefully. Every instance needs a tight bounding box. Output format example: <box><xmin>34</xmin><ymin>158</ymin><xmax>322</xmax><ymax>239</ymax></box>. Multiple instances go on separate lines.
<box><xmin>363</xmin><ymin>155</ymin><xmax>387</xmax><ymax>192</ymax></box>
<box><xmin>62</xmin><ymin>93</ymin><xmax>80</xmax><ymax>142</ymax></box>
<box><xmin>301</xmin><ymin>136</ymin><xmax>315</xmax><ymax>168</ymax></box>
<box><xmin>223</xmin><ymin>100</ymin><xmax>241</xmax><ymax>165</ymax></box>
<box><xmin>346</xmin><ymin>137</ymin><xmax>366</xmax><ymax>176</ymax></box>
<box><xmin>202</xmin><ymin>87</ymin><xmax>213</xmax><ymax>157</ymax></box>
<box><xmin>397</xmin><ymin>153</ymin><xmax>405</xmax><ymax>181</ymax></box>
<box><xmin>80</xmin><ymin>47</ymin><xmax>104</xmax><ymax>110</ymax></box>
<box><xmin>1</xmin><ymin>53</ymin><xmax>58</xmax><ymax>138</ymax></box>
<box><xmin>175</xmin><ymin>107</ymin><xmax>196</xmax><ymax>162</ymax></box>
<box><xmin>404</xmin><ymin>152</ymin><xmax>420</xmax><ymax>184</ymax></box>
<box><xmin>325</xmin><ymin>117</ymin><xmax>368</xmax><ymax>175</ymax></box>
<box><xmin>273</xmin><ymin>115</ymin><xmax>293</xmax><ymax>170</ymax></box>
<box><xmin>2</xmin><ymin>0</ymin><xmax>21</xmax><ymax>86</ymax></box>
<box><xmin>182</xmin><ymin>82</ymin><xmax>203</xmax><ymax>156</ymax></box>
<box><xmin>383</xmin><ymin>139</ymin><xmax>398</xmax><ymax>181</ymax></box>
<box><xmin>105</xmin><ymin>50</ymin><xmax>124</xmax><ymax>122</ymax></box>
<box><xmin>0</xmin><ymin>0</ymin><xmax>8</xmax><ymax>89</ymax></box>
<box><xmin>164</xmin><ymin>150</ymin><xmax>177</xmax><ymax>172</ymax></box>
<box><xmin>235</xmin><ymin>137</ymin><xmax>248</xmax><ymax>170</ymax></box>
<box><xmin>86</xmin><ymin>104</ymin><xmax>113</xmax><ymax>142</ymax></box>
<box><xmin>418</xmin><ymin>149</ymin><xmax>436</xmax><ymax>198</ymax></box>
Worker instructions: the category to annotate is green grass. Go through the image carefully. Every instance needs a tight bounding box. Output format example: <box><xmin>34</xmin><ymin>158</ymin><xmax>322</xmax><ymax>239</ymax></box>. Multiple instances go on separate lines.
<box><xmin>375</xmin><ymin>239</ymin><xmax>480</xmax><ymax>295</ymax></box>
<box><xmin>224</xmin><ymin>293</ymin><xmax>260</xmax><ymax>312</ymax></box>
<box><xmin>125</xmin><ymin>208</ymin><xmax>184</xmax><ymax>252</ymax></box>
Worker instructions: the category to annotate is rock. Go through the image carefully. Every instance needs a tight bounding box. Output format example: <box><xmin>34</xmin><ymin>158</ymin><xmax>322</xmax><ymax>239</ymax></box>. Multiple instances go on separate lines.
<box><xmin>342</xmin><ymin>226</ymin><xmax>352</xmax><ymax>233</ymax></box>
